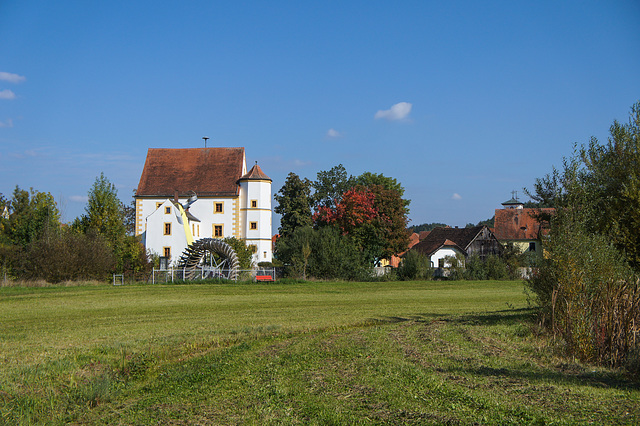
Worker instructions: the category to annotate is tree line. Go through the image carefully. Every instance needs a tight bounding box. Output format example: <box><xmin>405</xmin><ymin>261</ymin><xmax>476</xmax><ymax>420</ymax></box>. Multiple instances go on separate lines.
<box><xmin>273</xmin><ymin>166</ymin><xmax>410</xmax><ymax>279</ymax></box>
<box><xmin>0</xmin><ymin>173</ymin><xmax>151</xmax><ymax>283</ymax></box>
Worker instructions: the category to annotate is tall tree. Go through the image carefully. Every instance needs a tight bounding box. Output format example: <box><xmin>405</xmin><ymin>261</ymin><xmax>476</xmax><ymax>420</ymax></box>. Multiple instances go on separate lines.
<box><xmin>312</xmin><ymin>164</ymin><xmax>354</xmax><ymax>210</ymax></box>
<box><xmin>528</xmin><ymin>101</ymin><xmax>640</xmax><ymax>270</ymax></box>
<box><xmin>526</xmin><ymin>101</ymin><xmax>640</xmax><ymax>369</ymax></box>
<box><xmin>76</xmin><ymin>173</ymin><xmax>126</xmax><ymax>246</ymax></box>
<box><xmin>123</xmin><ymin>190</ymin><xmax>137</xmax><ymax>236</ymax></box>
<box><xmin>354</xmin><ymin>171</ymin><xmax>411</xmax><ymax>211</ymax></box>
<box><xmin>274</xmin><ymin>172</ymin><xmax>313</xmax><ymax>238</ymax></box>
<box><xmin>314</xmin><ymin>184</ymin><xmax>409</xmax><ymax>263</ymax></box>
<box><xmin>275</xmin><ymin>225</ymin><xmax>365</xmax><ymax>280</ymax></box>
<box><xmin>73</xmin><ymin>173</ymin><xmax>150</xmax><ymax>276</ymax></box>
<box><xmin>1</xmin><ymin>186</ymin><xmax>60</xmax><ymax>247</ymax></box>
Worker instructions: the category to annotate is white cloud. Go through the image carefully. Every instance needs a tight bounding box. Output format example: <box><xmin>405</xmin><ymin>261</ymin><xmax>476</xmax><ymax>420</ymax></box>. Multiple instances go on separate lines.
<box><xmin>452</xmin><ymin>193</ymin><xmax>462</xmax><ymax>200</ymax></box>
<box><xmin>0</xmin><ymin>118</ymin><xmax>13</xmax><ymax>128</ymax></box>
<box><xmin>326</xmin><ymin>128</ymin><xmax>343</xmax><ymax>139</ymax></box>
<box><xmin>292</xmin><ymin>158</ymin><xmax>312</xmax><ymax>168</ymax></box>
<box><xmin>374</xmin><ymin>102</ymin><xmax>412</xmax><ymax>121</ymax></box>
<box><xmin>69</xmin><ymin>195</ymin><xmax>89</xmax><ymax>203</ymax></box>
<box><xmin>0</xmin><ymin>90</ymin><xmax>16</xmax><ymax>100</ymax></box>
<box><xmin>0</xmin><ymin>72</ymin><xmax>26</xmax><ymax>84</ymax></box>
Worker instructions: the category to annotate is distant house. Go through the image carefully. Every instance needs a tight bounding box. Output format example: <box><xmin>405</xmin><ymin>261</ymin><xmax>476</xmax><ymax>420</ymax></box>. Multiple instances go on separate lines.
<box><xmin>135</xmin><ymin>147</ymin><xmax>273</xmax><ymax>266</ymax></box>
<box><xmin>493</xmin><ymin>197</ymin><xmax>554</xmax><ymax>257</ymax></box>
<box><xmin>388</xmin><ymin>232</ymin><xmax>421</xmax><ymax>267</ymax></box>
<box><xmin>409</xmin><ymin>225</ymin><xmax>502</xmax><ymax>268</ymax></box>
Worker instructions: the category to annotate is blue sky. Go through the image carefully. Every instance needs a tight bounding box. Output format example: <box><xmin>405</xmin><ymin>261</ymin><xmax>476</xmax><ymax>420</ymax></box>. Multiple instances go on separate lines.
<box><xmin>1</xmin><ymin>1</ymin><xmax>639</xmax><ymax>232</ymax></box>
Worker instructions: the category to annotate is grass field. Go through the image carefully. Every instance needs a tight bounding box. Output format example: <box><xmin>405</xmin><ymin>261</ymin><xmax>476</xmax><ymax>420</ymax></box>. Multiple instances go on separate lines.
<box><xmin>1</xmin><ymin>280</ymin><xmax>638</xmax><ymax>424</ymax></box>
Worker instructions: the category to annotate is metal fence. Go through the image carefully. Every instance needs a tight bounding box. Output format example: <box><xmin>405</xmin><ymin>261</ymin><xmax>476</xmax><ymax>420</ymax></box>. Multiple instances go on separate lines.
<box><xmin>150</xmin><ymin>267</ymin><xmax>276</xmax><ymax>284</ymax></box>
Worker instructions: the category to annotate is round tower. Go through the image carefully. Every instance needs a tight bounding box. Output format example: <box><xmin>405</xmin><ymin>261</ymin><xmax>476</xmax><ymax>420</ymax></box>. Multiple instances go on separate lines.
<box><xmin>238</xmin><ymin>162</ymin><xmax>273</xmax><ymax>264</ymax></box>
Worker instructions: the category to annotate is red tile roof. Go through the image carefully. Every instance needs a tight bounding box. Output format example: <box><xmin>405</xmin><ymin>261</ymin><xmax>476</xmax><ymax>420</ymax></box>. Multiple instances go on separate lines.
<box><xmin>240</xmin><ymin>163</ymin><xmax>271</xmax><ymax>181</ymax></box>
<box><xmin>136</xmin><ymin>148</ymin><xmax>245</xmax><ymax>197</ymax></box>
<box><xmin>493</xmin><ymin>208</ymin><xmax>555</xmax><ymax>240</ymax></box>
<box><xmin>418</xmin><ymin>230</ymin><xmax>431</xmax><ymax>240</ymax></box>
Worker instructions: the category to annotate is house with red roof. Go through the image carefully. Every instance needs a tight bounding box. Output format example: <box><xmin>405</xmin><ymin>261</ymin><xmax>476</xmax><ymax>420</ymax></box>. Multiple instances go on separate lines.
<box><xmin>493</xmin><ymin>196</ymin><xmax>554</xmax><ymax>257</ymax></box>
<box><xmin>135</xmin><ymin>147</ymin><xmax>272</xmax><ymax>265</ymax></box>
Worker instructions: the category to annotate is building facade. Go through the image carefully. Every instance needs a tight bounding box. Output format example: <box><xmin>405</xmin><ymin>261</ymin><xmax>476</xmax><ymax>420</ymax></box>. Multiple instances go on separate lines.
<box><xmin>410</xmin><ymin>226</ymin><xmax>503</xmax><ymax>268</ymax></box>
<box><xmin>493</xmin><ymin>197</ymin><xmax>555</xmax><ymax>258</ymax></box>
<box><xmin>134</xmin><ymin>147</ymin><xmax>272</xmax><ymax>266</ymax></box>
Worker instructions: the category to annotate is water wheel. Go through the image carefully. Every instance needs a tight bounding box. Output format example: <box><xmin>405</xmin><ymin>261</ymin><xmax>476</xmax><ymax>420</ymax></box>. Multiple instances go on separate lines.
<box><xmin>177</xmin><ymin>238</ymin><xmax>240</xmax><ymax>281</ymax></box>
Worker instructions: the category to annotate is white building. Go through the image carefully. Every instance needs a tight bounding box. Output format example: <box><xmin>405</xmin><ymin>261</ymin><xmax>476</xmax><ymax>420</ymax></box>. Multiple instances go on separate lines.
<box><xmin>134</xmin><ymin>147</ymin><xmax>273</xmax><ymax>266</ymax></box>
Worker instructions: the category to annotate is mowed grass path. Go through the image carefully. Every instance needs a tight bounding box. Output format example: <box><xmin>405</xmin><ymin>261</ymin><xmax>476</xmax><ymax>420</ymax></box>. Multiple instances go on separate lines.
<box><xmin>1</xmin><ymin>281</ymin><xmax>638</xmax><ymax>424</ymax></box>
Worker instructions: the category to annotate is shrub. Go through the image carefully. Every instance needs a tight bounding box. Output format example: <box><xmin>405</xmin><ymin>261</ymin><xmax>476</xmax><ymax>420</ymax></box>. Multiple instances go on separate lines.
<box><xmin>526</xmin><ymin>213</ymin><xmax>640</xmax><ymax>369</ymax></box>
<box><xmin>14</xmin><ymin>228</ymin><xmax>115</xmax><ymax>283</ymax></box>
<box><xmin>275</xmin><ymin>226</ymin><xmax>368</xmax><ymax>280</ymax></box>
<box><xmin>397</xmin><ymin>250</ymin><xmax>432</xmax><ymax>280</ymax></box>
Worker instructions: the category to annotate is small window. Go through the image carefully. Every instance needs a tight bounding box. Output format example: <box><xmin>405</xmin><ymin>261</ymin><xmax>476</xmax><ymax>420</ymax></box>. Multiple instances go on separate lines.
<box><xmin>156</xmin><ymin>202</ymin><xmax>163</xmax><ymax>209</ymax></box>
<box><xmin>214</xmin><ymin>202</ymin><xmax>223</xmax><ymax>213</ymax></box>
<box><xmin>263</xmin><ymin>251</ymin><xmax>267</xmax><ymax>259</ymax></box>
<box><xmin>165</xmin><ymin>206</ymin><xmax>171</xmax><ymax>214</ymax></box>
<box><xmin>214</xmin><ymin>225</ymin><xmax>223</xmax><ymax>237</ymax></box>
<box><xmin>251</xmin><ymin>200</ymin><xmax>257</xmax><ymax>208</ymax></box>
<box><xmin>529</xmin><ymin>242</ymin><xmax>536</xmax><ymax>252</ymax></box>
<box><xmin>163</xmin><ymin>247</ymin><xmax>171</xmax><ymax>258</ymax></box>
<box><xmin>438</xmin><ymin>258</ymin><xmax>445</xmax><ymax>268</ymax></box>
<box><xmin>250</xmin><ymin>221</ymin><xmax>257</xmax><ymax>230</ymax></box>
<box><xmin>164</xmin><ymin>223</ymin><xmax>171</xmax><ymax>235</ymax></box>
<box><xmin>249</xmin><ymin>244</ymin><xmax>257</xmax><ymax>253</ymax></box>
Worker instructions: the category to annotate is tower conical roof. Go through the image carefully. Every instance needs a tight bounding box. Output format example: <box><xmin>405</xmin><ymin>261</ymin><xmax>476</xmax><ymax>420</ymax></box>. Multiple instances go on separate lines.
<box><xmin>239</xmin><ymin>163</ymin><xmax>271</xmax><ymax>181</ymax></box>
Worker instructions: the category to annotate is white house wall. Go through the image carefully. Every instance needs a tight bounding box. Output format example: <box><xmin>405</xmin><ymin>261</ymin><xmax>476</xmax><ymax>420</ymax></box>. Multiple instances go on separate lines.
<box><xmin>144</xmin><ymin>200</ymin><xmax>189</xmax><ymax>264</ymax></box>
<box><xmin>239</xmin><ymin>179</ymin><xmax>273</xmax><ymax>264</ymax></box>
<box><xmin>137</xmin><ymin>190</ymin><xmax>272</xmax><ymax>266</ymax></box>
<box><xmin>430</xmin><ymin>247</ymin><xmax>463</xmax><ymax>268</ymax></box>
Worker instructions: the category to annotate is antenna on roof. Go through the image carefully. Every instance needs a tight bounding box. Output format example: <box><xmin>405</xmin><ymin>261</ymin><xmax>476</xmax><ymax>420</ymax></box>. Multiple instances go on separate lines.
<box><xmin>202</xmin><ymin>136</ymin><xmax>209</xmax><ymax>148</ymax></box>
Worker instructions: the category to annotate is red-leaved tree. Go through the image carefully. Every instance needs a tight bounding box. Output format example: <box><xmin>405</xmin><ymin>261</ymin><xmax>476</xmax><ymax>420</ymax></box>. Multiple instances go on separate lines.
<box><xmin>314</xmin><ymin>184</ymin><xmax>409</xmax><ymax>264</ymax></box>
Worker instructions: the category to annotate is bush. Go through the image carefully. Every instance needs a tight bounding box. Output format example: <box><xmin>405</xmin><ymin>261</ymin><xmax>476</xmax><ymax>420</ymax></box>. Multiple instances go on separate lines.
<box><xmin>275</xmin><ymin>226</ymin><xmax>368</xmax><ymax>280</ymax></box>
<box><xmin>526</xmin><ymin>213</ymin><xmax>640</xmax><ymax>368</ymax></box>
<box><xmin>397</xmin><ymin>250</ymin><xmax>432</xmax><ymax>280</ymax></box>
<box><xmin>13</xmin><ymin>228</ymin><xmax>115</xmax><ymax>283</ymax></box>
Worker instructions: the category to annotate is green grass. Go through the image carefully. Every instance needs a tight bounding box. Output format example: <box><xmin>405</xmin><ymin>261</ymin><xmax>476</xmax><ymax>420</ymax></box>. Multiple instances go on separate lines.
<box><xmin>1</xmin><ymin>280</ymin><xmax>638</xmax><ymax>424</ymax></box>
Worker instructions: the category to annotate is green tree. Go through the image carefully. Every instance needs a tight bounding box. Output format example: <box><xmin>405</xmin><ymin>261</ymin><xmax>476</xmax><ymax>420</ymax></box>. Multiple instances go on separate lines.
<box><xmin>274</xmin><ymin>172</ymin><xmax>313</xmax><ymax>238</ymax></box>
<box><xmin>409</xmin><ymin>222</ymin><xmax>448</xmax><ymax>233</ymax></box>
<box><xmin>275</xmin><ymin>225</ymin><xmax>366</xmax><ymax>280</ymax></box>
<box><xmin>314</xmin><ymin>184</ymin><xmax>409</xmax><ymax>264</ymax></box>
<box><xmin>76</xmin><ymin>173</ymin><xmax>126</xmax><ymax>245</ymax></box>
<box><xmin>74</xmin><ymin>173</ymin><xmax>150</xmax><ymax>276</ymax></box>
<box><xmin>123</xmin><ymin>190</ymin><xmax>137</xmax><ymax>236</ymax></box>
<box><xmin>14</xmin><ymin>227</ymin><xmax>115</xmax><ymax>283</ymax></box>
<box><xmin>312</xmin><ymin>164</ymin><xmax>354</xmax><ymax>210</ymax></box>
<box><xmin>274</xmin><ymin>226</ymin><xmax>314</xmax><ymax>278</ymax></box>
<box><xmin>526</xmin><ymin>101</ymin><xmax>640</xmax><ymax>371</ymax></box>
<box><xmin>307</xmin><ymin>225</ymin><xmax>366</xmax><ymax>280</ymax></box>
<box><xmin>223</xmin><ymin>236</ymin><xmax>255</xmax><ymax>270</ymax></box>
<box><xmin>354</xmin><ymin>171</ymin><xmax>405</xmax><ymax>196</ymax></box>
<box><xmin>397</xmin><ymin>249</ymin><xmax>432</xmax><ymax>280</ymax></box>
<box><xmin>1</xmin><ymin>186</ymin><xmax>60</xmax><ymax>247</ymax></box>
<box><xmin>529</xmin><ymin>101</ymin><xmax>640</xmax><ymax>270</ymax></box>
